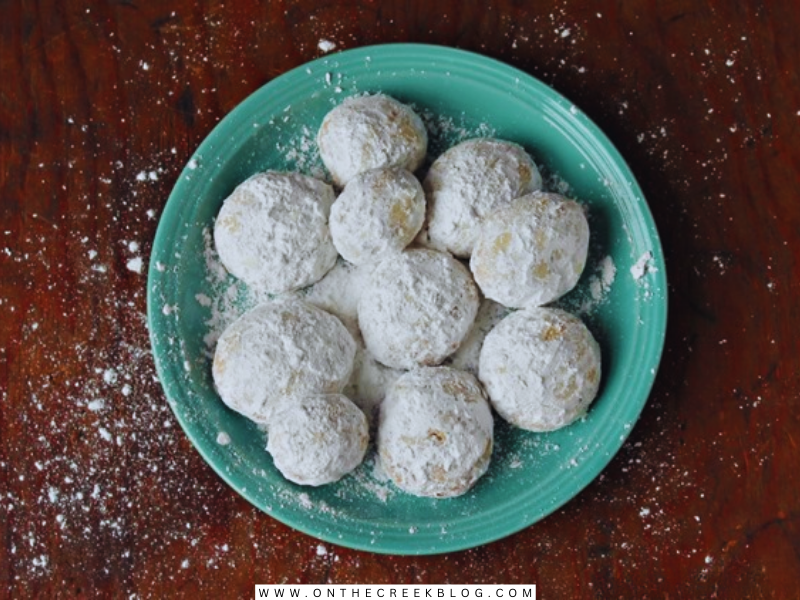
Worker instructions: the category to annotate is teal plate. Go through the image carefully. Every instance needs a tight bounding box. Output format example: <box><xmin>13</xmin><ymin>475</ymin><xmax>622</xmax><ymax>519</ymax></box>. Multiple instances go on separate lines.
<box><xmin>147</xmin><ymin>44</ymin><xmax>667</xmax><ymax>555</ymax></box>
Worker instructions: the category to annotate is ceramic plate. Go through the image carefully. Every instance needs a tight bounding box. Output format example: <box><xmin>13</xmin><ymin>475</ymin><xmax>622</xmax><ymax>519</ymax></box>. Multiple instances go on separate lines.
<box><xmin>147</xmin><ymin>44</ymin><xmax>667</xmax><ymax>554</ymax></box>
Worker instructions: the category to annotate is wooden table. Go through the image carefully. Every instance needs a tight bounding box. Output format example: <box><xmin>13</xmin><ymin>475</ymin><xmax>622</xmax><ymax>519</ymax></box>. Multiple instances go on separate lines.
<box><xmin>2</xmin><ymin>1</ymin><xmax>799</xmax><ymax>597</ymax></box>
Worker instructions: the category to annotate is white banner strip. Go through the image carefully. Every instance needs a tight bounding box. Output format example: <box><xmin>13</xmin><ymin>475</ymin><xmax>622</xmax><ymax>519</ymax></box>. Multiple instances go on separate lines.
<box><xmin>255</xmin><ymin>585</ymin><xmax>535</xmax><ymax>600</ymax></box>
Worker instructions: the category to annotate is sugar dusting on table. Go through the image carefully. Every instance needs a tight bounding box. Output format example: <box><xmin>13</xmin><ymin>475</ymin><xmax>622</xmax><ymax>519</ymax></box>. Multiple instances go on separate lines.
<box><xmin>0</xmin><ymin>9</ymin><xmax>746</xmax><ymax>584</ymax></box>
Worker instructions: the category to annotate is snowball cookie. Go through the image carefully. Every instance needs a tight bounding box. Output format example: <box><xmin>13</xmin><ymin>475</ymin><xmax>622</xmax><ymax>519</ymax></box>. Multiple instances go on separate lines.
<box><xmin>479</xmin><ymin>307</ymin><xmax>601</xmax><ymax>432</ymax></box>
<box><xmin>330</xmin><ymin>167</ymin><xmax>426</xmax><ymax>265</ymax></box>
<box><xmin>470</xmin><ymin>192</ymin><xmax>590</xmax><ymax>308</ymax></box>
<box><xmin>267</xmin><ymin>393</ymin><xmax>369</xmax><ymax>486</ymax></box>
<box><xmin>317</xmin><ymin>94</ymin><xmax>428</xmax><ymax>187</ymax></box>
<box><xmin>212</xmin><ymin>300</ymin><xmax>356</xmax><ymax>427</ymax></box>
<box><xmin>358</xmin><ymin>248</ymin><xmax>480</xmax><ymax>370</ymax></box>
<box><xmin>214</xmin><ymin>171</ymin><xmax>337</xmax><ymax>294</ymax></box>
<box><xmin>423</xmin><ymin>138</ymin><xmax>542</xmax><ymax>257</ymax></box>
<box><xmin>378</xmin><ymin>367</ymin><xmax>493</xmax><ymax>498</ymax></box>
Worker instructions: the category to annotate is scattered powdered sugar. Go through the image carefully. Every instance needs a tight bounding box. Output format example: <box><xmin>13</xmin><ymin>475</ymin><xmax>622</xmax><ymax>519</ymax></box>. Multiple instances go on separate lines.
<box><xmin>31</xmin><ymin>555</ymin><xmax>48</xmax><ymax>573</ymax></box>
<box><xmin>417</xmin><ymin>109</ymin><xmax>497</xmax><ymax>158</ymax></box>
<box><xmin>629</xmin><ymin>251</ymin><xmax>659</xmax><ymax>302</ymax></box>
<box><xmin>631</xmin><ymin>251</ymin><xmax>656</xmax><ymax>280</ymax></box>
<box><xmin>216</xmin><ymin>432</ymin><xmax>231</xmax><ymax>446</ymax></box>
<box><xmin>295</xmin><ymin>493</ymin><xmax>311</xmax><ymax>509</ymax></box>
<box><xmin>195</xmin><ymin>293</ymin><xmax>212</xmax><ymax>307</ymax></box>
<box><xmin>2</xmin><ymin>19</ymin><xmax>738</xmax><ymax>583</ymax></box>
<box><xmin>592</xmin><ymin>256</ymin><xmax>617</xmax><ymax>297</ymax></box>
<box><xmin>281</xmin><ymin>126</ymin><xmax>325</xmax><ymax>177</ymax></box>
<box><xmin>126</xmin><ymin>256</ymin><xmax>143</xmax><ymax>273</ymax></box>
<box><xmin>447</xmin><ymin>299</ymin><xmax>510</xmax><ymax>375</ymax></box>
<box><xmin>346</xmin><ymin>455</ymin><xmax>396</xmax><ymax>503</ymax></box>
<box><xmin>135</xmin><ymin>170</ymin><xmax>159</xmax><ymax>182</ymax></box>
<box><xmin>86</xmin><ymin>399</ymin><xmax>106</xmax><ymax>412</ymax></box>
<box><xmin>317</xmin><ymin>39</ymin><xmax>337</xmax><ymax>53</ymax></box>
<box><xmin>198</xmin><ymin>245</ymin><xmax>248</xmax><ymax>351</ymax></box>
<box><xmin>579</xmin><ymin>255</ymin><xmax>617</xmax><ymax>313</ymax></box>
<box><xmin>102</xmin><ymin>368</ymin><xmax>118</xmax><ymax>385</ymax></box>
<box><xmin>202</xmin><ymin>226</ymin><xmax>230</xmax><ymax>284</ymax></box>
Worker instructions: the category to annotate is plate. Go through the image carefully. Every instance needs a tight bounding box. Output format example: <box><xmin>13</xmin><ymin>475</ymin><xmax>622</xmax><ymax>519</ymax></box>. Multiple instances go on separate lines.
<box><xmin>147</xmin><ymin>44</ymin><xmax>667</xmax><ymax>554</ymax></box>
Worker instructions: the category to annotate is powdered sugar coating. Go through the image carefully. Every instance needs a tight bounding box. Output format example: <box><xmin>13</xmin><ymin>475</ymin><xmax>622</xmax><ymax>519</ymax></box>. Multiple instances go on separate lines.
<box><xmin>423</xmin><ymin>138</ymin><xmax>542</xmax><ymax>257</ymax></box>
<box><xmin>358</xmin><ymin>249</ymin><xmax>480</xmax><ymax>370</ymax></box>
<box><xmin>267</xmin><ymin>393</ymin><xmax>369</xmax><ymax>486</ymax></box>
<box><xmin>317</xmin><ymin>94</ymin><xmax>428</xmax><ymax>187</ymax></box>
<box><xmin>479</xmin><ymin>307</ymin><xmax>601</xmax><ymax>432</ymax></box>
<box><xmin>378</xmin><ymin>367</ymin><xmax>493</xmax><ymax>498</ymax></box>
<box><xmin>212</xmin><ymin>300</ymin><xmax>356</xmax><ymax>427</ymax></box>
<box><xmin>470</xmin><ymin>192</ymin><xmax>590</xmax><ymax>308</ymax></box>
<box><xmin>214</xmin><ymin>171</ymin><xmax>337</xmax><ymax>294</ymax></box>
<box><xmin>296</xmin><ymin>259</ymin><xmax>371</xmax><ymax>337</ymax></box>
<box><xmin>330</xmin><ymin>167</ymin><xmax>425</xmax><ymax>265</ymax></box>
<box><xmin>446</xmin><ymin>298</ymin><xmax>510</xmax><ymax>375</ymax></box>
<box><xmin>343</xmin><ymin>346</ymin><xmax>403</xmax><ymax>423</ymax></box>
<box><xmin>291</xmin><ymin>259</ymin><xmax>404</xmax><ymax>420</ymax></box>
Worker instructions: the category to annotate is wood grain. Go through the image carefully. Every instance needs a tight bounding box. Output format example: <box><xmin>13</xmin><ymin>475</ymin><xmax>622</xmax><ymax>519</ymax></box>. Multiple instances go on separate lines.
<box><xmin>1</xmin><ymin>0</ymin><xmax>799</xmax><ymax>597</ymax></box>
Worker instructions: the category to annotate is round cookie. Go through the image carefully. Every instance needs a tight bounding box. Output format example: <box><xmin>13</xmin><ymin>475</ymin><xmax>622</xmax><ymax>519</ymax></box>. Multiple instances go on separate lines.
<box><xmin>470</xmin><ymin>192</ymin><xmax>590</xmax><ymax>308</ymax></box>
<box><xmin>330</xmin><ymin>167</ymin><xmax>426</xmax><ymax>265</ymax></box>
<box><xmin>317</xmin><ymin>94</ymin><xmax>428</xmax><ymax>187</ymax></box>
<box><xmin>378</xmin><ymin>367</ymin><xmax>493</xmax><ymax>498</ymax></box>
<box><xmin>479</xmin><ymin>307</ymin><xmax>601</xmax><ymax>432</ymax></box>
<box><xmin>267</xmin><ymin>393</ymin><xmax>369</xmax><ymax>486</ymax></box>
<box><xmin>358</xmin><ymin>248</ymin><xmax>480</xmax><ymax>370</ymax></box>
<box><xmin>212</xmin><ymin>300</ymin><xmax>356</xmax><ymax>427</ymax></box>
<box><xmin>423</xmin><ymin>138</ymin><xmax>542</xmax><ymax>257</ymax></box>
<box><xmin>214</xmin><ymin>171</ymin><xmax>337</xmax><ymax>293</ymax></box>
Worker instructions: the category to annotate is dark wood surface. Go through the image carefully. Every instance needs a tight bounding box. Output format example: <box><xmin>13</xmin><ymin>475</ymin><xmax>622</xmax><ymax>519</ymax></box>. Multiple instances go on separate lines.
<box><xmin>2</xmin><ymin>1</ymin><xmax>799</xmax><ymax>597</ymax></box>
